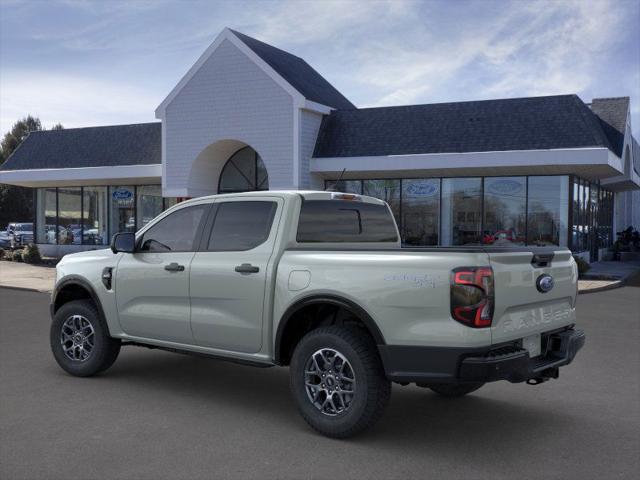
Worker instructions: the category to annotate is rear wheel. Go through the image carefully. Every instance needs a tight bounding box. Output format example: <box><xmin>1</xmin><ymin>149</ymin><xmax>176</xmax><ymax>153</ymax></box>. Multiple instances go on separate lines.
<box><xmin>427</xmin><ymin>382</ymin><xmax>484</xmax><ymax>397</ymax></box>
<box><xmin>50</xmin><ymin>300</ymin><xmax>121</xmax><ymax>377</ymax></box>
<box><xmin>290</xmin><ymin>326</ymin><xmax>391</xmax><ymax>438</ymax></box>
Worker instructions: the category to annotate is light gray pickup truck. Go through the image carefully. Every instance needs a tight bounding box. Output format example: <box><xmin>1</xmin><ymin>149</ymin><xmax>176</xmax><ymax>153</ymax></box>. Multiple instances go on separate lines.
<box><xmin>50</xmin><ymin>190</ymin><xmax>585</xmax><ymax>437</ymax></box>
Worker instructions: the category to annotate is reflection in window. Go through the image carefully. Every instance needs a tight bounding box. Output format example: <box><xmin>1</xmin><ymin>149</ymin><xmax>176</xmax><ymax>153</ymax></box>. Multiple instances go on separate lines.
<box><xmin>57</xmin><ymin>188</ymin><xmax>82</xmax><ymax>245</ymax></box>
<box><xmin>137</xmin><ymin>185</ymin><xmax>163</xmax><ymax>228</ymax></box>
<box><xmin>83</xmin><ymin>187</ymin><xmax>108</xmax><ymax>245</ymax></box>
<box><xmin>483</xmin><ymin>177</ymin><xmax>526</xmax><ymax>246</ymax></box>
<box><xmin>36</xmin><ymin>188</ymin><xmax>57</xmax><ymax>244</ymax></box>
<box><xmin>140</xmin><ymin>205</ymin><xmax>206</xmax><ymax>252</ymax></box>
<box><xmin>527</xmin><ymin>176</ymin><xmax>568</xmax><ymax>246</ymax></box>
<box><xmin>441</xmin><ymin>178</ymin><xmax>482</xmax><ymax>246</ymax></box>
<box><xmin>110</xmin><ymin>186</ymin><xmax>136</xmax><ymax>234</ymax></box>
<box><xmin>325</xmin><ymin>180</ymin><xmax>362</xmax><ymax>194</ymax></box>
<box><xmin>402</xmin><ymin>179</ymin><xmax>440</xmax><ymax>246</ymax></box>
<box><xmin>363</xmin><ymin>179</ymin><xmax>400</xmax><ymax>226</ymax></box>
<box><xmin>218</xmin><ymin>147</ymin><xmax>269</xmax><ymax>193</ymax></box>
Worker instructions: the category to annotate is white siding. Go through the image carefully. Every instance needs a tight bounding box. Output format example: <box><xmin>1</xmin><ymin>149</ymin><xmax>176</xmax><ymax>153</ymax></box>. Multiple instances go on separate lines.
<box><xmin>299</xmin><ymin>110</ymin><xmax>324</xmax><ymax>189</ymax></box>
<box><xmin>163</xmin><ymin>39</ymin><xmax>294</xmax><ymax>196</ymax></box>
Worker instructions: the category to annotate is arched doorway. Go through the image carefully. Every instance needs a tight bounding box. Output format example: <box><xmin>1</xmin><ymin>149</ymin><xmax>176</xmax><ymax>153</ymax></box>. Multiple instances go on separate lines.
<box><xmin>218</xmin><ymin>146</ymin><xmax>269</xmax><ymax>193</ymax></box>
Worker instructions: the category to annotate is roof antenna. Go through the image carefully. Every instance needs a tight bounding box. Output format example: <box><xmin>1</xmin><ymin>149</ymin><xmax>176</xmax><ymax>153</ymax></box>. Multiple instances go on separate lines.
<box><xmin>325</xmin><ymin>168</ymin><xmax>347</xmax><ymax>191</ymax></box>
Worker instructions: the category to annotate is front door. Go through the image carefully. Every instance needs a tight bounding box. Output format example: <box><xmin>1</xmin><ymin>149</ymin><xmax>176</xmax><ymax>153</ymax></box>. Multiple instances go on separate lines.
<box><xmin>190</xmin><ymin>198</ymin><xmax>281</xmax><ymax>353</ymax></box>
<box><xmin>115</xmin><ymin>204</ymin><xmax>209</xmax><ymax>344</ymax></box>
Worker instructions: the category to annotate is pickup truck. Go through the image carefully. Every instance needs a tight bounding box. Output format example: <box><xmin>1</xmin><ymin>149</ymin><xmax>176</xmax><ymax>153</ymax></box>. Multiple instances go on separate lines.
<box><xmin>7</xmin><ymin>222</ymin><xmax>34</xmax><ymax>249</ymax></box>
<box><xmin>50</xmin><ymin>191</ymin><xmax>585</xmax><ymax>438</ymax></box>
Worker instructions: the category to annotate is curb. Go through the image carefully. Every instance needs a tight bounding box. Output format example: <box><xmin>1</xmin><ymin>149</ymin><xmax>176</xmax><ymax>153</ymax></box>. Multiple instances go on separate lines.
<box><xmin>0</xmin><ymin>285</ymin><xmax>52</xmax><ymax>294</ymax></box>
<box><xmin>578</xmin><ymin>279</ymin><xmax>624</xmax><ymax>295</ymax></box>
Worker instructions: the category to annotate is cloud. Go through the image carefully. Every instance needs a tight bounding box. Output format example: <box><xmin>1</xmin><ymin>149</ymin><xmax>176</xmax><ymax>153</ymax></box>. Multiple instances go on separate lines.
<box><xmin>0</xmin><ymin>71</ymin><xmax>158</xmax><ymax>132</ymax></box>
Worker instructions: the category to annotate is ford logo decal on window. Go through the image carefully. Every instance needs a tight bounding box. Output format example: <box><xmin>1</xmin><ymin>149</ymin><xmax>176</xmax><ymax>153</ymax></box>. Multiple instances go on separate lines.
<box><xmin>536</xmin><ymin>274</ymin><xmax>554</xmax><ymax>293</ymax></box>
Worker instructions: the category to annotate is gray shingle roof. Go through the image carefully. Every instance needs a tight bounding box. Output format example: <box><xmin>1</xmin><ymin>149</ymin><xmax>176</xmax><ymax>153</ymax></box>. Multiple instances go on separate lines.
<box><xmin>1</xmin><ymin>122</ymin><xmax>161</xmax><ymax>171</ymax></box>
<box><xmin>589</xmin><ymin>97</ymin><xmax>629</xmax><ymax>157</ymax></box>
<box><xmin>230</xmin><ymin>29</ymin><xmax>355</xmax><ymax>110</ymax></box>
<box><xmin>313</xmin><ymin>95</ymin><xmax>615</xmax><ymax>158</ymax></box>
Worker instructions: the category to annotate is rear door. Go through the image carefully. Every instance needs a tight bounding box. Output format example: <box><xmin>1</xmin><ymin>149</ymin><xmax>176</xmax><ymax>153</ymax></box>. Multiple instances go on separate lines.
<box><xmin>488</xmin><ymin>248</ymin><xmax>577</xmax><ymax>346</ymax></box>
<box><xmin>189</xmin><ymin>197</ymin><xmax>282</xmax><ymax>353</ymax></box>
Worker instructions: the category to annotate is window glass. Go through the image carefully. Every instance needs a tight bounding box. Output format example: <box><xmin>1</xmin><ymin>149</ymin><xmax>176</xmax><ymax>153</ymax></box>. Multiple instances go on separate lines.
<box><xmin>110</xmin><ymin>186</ymin><xmax>136</xmax><ymax>234</ymax></box>
<box><xmin>483</xmin><ymin>177</ymin><xmax>526</xmax><ymax>246</ymax></box>
<box><xmin>325</xmin><ymin>180</ymin><xmax>362</xmax><ymax>194</ymax></box>
<box><xmin>363</xmin><ymin>179</ymin><xmax>400</xmax><ymax>226</ymax></box>
<box><xmin>441</xmin><ymin>178</ymin><xmax>482</xmax><ymax>246</ymax></box>
<box><xmin>401</xmin><ymin>179</ymin><xmax>440</xmax><ymax>246</ymax></box>
<box><xmin>137</xmin><ymin>185</ymin><xmax>163</xmax><ymax>229</ymax></box>
<box><xmin>36</xmin><ymin>188</ymin><xmax>57</xmax><ymax>244</ymax></box>
<box><xmin>163</xmin><ymin>197</ymin><xmax>179</xmax><ymax>211</ymax></box>
<box><xmin>82</xmin><ymin>187</ymin><xmax>108</xmax><ymax>245</ymax></box>
<box><xmin>207</xmin><ymin>201</ymin><xmax>277</xmax><ymax>251</ymax></box>
<box><xmin>218</xmin><ymin>147</ymin><xmax>269</xmax><ymax>193</ymax></box>
<box><xmin>57</xmin><ymin>188</ymin><xmax>82</xmax><ymax>245</ymax></box>
<box><xmin>297</xmin><ymin>200</ymin><xmax>398</xmax><ymax>243</ymax></box>
<box><xmin>139</xmin><ymin>205</ymin><xmax>206</xmax><ymax>252</ymax></box>
<box><xmin>527</xmin><ymin>176</ymin><xmax>568</xmax><ymax>246</ymax></box>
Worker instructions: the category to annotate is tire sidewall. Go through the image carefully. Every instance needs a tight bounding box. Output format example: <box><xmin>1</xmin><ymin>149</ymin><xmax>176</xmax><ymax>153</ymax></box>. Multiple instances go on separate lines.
<box><xmin>50</xmin><ymin>300</ymin><xmax>112</xmax><ymax>377</ymax></box>
<box><xmin>290</xmin><ymin>330</ymin><xmax>374</xmax><ymax>434</ymax></box>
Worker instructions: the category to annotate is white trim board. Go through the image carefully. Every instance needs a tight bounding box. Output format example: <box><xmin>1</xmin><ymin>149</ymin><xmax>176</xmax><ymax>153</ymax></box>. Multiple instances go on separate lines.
<box><xmin>311</xmin><ymin>148</ymin><xmax>624</xmax><ymax>180</ymax></box>
<box><xmin>0</xmin><ymin>164</ymin><xmax>162</xmax><ymax>187</ymax></box>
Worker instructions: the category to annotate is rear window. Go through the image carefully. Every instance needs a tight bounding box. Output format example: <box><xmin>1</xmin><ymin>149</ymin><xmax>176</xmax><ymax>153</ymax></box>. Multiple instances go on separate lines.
<box><xmin>296</xmin><ymin>200</ymin><xmax>398</xmax><ymax>243</ymax></box>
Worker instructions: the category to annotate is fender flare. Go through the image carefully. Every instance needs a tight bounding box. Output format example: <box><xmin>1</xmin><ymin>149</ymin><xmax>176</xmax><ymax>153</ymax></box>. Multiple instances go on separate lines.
<box><xmin>51</xmin><ymin>275</ymin><xmax>109</xmax><ymax>332</ymax></box>
<box><xmin>274</xmin><ymin>294</ymin><xmax>386</xmax><ymax>364</ymax></box>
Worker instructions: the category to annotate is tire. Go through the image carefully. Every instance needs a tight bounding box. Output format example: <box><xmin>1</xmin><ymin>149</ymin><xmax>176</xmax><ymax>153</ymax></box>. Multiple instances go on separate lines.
<box><xmin>427</xmin><ymin>382</ymin><xmax>484</xmax><ymax>398</ymax></box>
<box><xmin>50</xmin><ymin>299</ymin><xmax>121</xmax><ymax>377</ymax></box>
<box><xmin>290</xmin><ymin>326</ymin><xmax>391</xmax><ymax>438</ymax></box>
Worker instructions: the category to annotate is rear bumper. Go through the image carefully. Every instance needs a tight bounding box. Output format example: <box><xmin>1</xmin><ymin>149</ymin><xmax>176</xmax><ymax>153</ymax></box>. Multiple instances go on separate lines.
<box><xmin>379</xmin><ymin>327</ymin><xmax>585</xmax><ymax>384</ymax></box>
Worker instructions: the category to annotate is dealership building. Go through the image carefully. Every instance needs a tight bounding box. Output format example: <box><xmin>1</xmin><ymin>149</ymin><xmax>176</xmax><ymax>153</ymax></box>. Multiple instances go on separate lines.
<box><xmin>1</xmin><ymin>28</ymin><xmax>638</xmax><ymax>259</ymax></box>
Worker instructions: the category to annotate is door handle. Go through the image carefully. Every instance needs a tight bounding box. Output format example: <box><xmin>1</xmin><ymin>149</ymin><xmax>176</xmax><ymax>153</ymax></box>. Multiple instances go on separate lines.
<box><xmin>234</xmin><ymin>263</ymin><xmax>260</xmax><ymax>274</ymax></box>
<box><xmin>164</xmin><ymin>262</ymin><xmax>185</xmax><ymax>272</ymax></box>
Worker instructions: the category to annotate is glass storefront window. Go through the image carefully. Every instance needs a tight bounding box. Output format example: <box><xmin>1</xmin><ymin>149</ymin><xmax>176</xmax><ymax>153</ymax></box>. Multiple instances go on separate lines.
<box><xmin>401</xmin><ymin>179</ymin><xmax>440</xmax><ymax>246</ymax></box>
<box><xmin>363</xmin><ymin>179</ymin><xmax>401</xmax><ymax>225</ymax></box>
<box><xmin>110</xmin><ymin>186</ymin><xmax>136</xmax><ymax>234</ymax></box>
<box><xmin>36</xmin><ymin>188</ymin><xmax>57</xmax><ymax>244</ymax></box>
<box><xmin>527</xmin><ymin>176</ymin><xmax>568</xmax><ymax>247</ymax></box>
<box><xmin>325</xmin><ymin>180</ymin><xmax>362</xmax><ymax>194</ymax></box>
<box><xmin>83</xmin><ymin>187</ymin><xmax>108</xmax><ymax>245</ymax></box>
<box><xmin>483</xmin><ymin>177</ymin><xmax>526</xmax><ymax>246</ymax></box>
<box><xmin>137</xmin><ymin>185</ymin><xmax>163</xmax><ymax>229</ymax></box>
<box><xmin>163</xmin><ymin>197</ymin><xmax>179</xmax><ymax>211</ymax></box>
<box><xmin>441</xmin><ymin>178</ymin><xmax>482</xmax><ymax>246</ymax></box>
<box><xmin>57</xmin><ymin>188</ymin><xmax>82</xmax><ymax>245</ymax></box>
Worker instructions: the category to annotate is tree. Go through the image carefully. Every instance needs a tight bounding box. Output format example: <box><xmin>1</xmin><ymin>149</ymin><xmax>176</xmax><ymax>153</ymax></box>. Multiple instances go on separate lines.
<box><xmin>0</xmin><ymin>116</ymin><xmax>62</xmax><ymax>228</ymax></box>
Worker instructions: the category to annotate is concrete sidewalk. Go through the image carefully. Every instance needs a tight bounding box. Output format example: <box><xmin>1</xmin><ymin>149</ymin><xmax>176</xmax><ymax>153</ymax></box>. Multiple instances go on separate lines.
<box><xmin>578</xmin><ymin>260</ymin><xmax>640</xmax><ymax>294</ymax></box>
<box><xmin>0</xmin><ymin>261</ymin><xmax>55</xmax><ymax>293</ymax></box>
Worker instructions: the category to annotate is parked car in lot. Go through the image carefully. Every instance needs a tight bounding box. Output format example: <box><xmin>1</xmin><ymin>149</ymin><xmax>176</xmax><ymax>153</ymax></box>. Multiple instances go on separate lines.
<box><xmin>49</xmin><ymin>191</ymin><xmax>585</xmax><ymax>438</ymax></box>
<box><xmin>6</xmin><ymin>222</ymin><xmax>34</xmax><ymax>249</ymax></box>
<box><xmin>0</xmin><ymin>230</ymin><xmax>10</xmax><ymax>248</ymax></box>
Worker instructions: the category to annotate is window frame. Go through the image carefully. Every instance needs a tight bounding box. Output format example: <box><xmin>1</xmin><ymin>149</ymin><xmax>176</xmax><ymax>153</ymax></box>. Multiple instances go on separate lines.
<box><xmin>135</xmin><ymin>203</ymin><xmax>211</xmax><ymax>254</ymax></box>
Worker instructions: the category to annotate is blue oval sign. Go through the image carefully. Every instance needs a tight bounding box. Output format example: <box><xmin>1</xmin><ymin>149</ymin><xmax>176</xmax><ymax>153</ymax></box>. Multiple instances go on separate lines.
<box><xmin>536</xmin><ymin>274</ymin><xmax>554</xmax><ymax>293</ymax></box>
<box><xmin>488</xmin><ymin>179</ymin><xmax>523</xmax><ymax>195</ymax></box>
<box><xmin>112</xmin><ymin>189</ymin><xmax>133</xmax><ymax>200</ymax></box>
<box><xmin>405</xmin><ymin>182</ymin><xmax>439</xmax><ymax>197</ymax></box>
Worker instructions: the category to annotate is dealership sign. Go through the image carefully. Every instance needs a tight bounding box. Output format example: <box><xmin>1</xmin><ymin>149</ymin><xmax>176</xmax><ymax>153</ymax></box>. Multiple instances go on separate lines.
<box><xmin>112</xmin><ymin>188</ymin><xmax>133</xmax><ymax>200</ymax></box>
<box><xmin>405</xmin><ymin>181</ymin><xmax>439</xmax><ymax>197</ymax></box>
<box><xmin>488</xmin><ymin>179</ymin><xmax>523</xmax><ymax>195</ymax></box>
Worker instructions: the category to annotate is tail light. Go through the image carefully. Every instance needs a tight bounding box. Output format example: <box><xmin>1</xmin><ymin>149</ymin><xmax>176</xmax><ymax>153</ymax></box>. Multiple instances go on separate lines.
<box><xmin>450</xmin><ymin>266</ymin><xmax>494</xmax><ymax>328</ymax></box>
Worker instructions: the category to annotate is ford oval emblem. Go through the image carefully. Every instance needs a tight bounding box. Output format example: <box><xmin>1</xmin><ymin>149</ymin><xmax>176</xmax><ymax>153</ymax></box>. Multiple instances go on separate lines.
<box><xmin>536</xmin><ymin>274</ymin><xmax>554</xmax><ymax>293</ymax></box>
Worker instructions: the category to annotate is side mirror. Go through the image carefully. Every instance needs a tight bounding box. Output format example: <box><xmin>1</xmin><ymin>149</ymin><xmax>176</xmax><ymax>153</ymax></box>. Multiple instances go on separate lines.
<box><xmin>110</xmin><ymin>232</ymin><xmax>136</xmax><ymax>254</ymax></box>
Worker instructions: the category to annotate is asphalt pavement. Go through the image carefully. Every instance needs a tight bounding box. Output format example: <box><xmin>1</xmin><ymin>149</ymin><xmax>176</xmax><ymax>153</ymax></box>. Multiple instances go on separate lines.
<box><xmin>1</xmin><ymin>286</ymin><xmax>639</xmax><ymax>480</ymax></box>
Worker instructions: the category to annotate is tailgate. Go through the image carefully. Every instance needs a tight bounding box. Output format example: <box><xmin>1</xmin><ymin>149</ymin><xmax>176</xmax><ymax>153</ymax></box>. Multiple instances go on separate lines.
<box><xmin>488</xmin><ymin>248</ymin><xmax>577</xmax><ymax>345</ymax></box>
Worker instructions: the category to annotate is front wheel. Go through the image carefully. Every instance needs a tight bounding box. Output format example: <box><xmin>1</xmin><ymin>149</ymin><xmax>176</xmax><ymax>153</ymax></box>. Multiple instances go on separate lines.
<box><xmin>50</xmin><ymin>300</ymin><xmax>121</xmax><ymax>377</ymax></box>
<box><xmin>290</xmin><ymin>326</ymin><xmax>391</xmax><ymax>438</ymax></box>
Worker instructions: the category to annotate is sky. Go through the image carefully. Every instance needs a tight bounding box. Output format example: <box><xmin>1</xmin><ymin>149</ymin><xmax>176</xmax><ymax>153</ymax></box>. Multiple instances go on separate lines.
<box><xmin>1</xmin><ymin>0</ymin><xmax>639</xmax><ymax>138</ymax></box>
